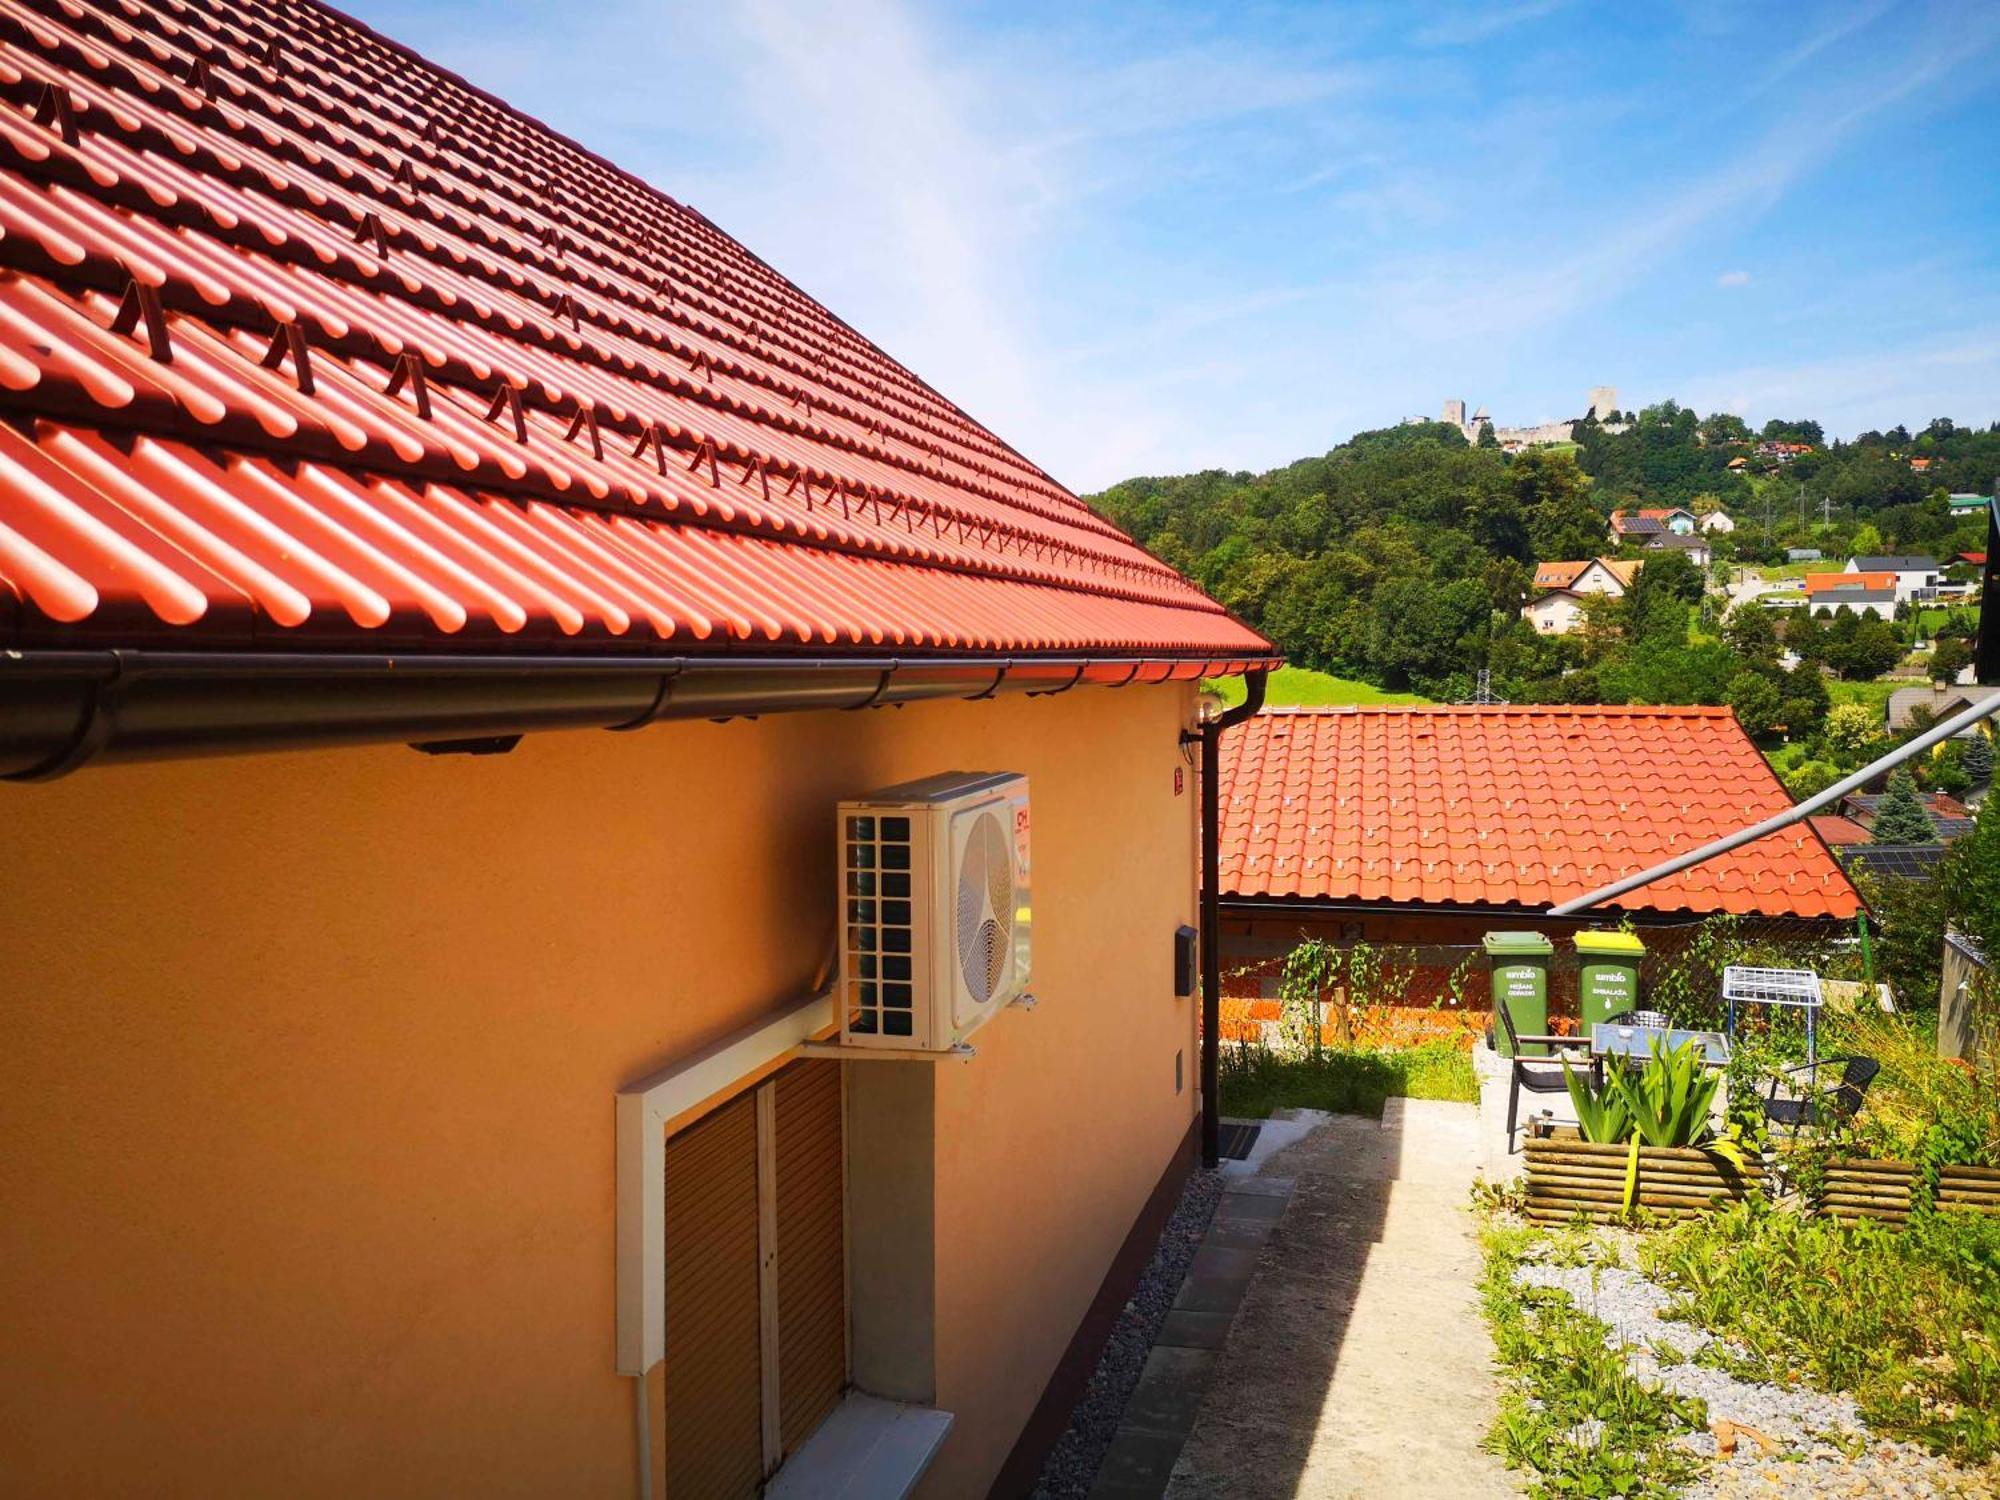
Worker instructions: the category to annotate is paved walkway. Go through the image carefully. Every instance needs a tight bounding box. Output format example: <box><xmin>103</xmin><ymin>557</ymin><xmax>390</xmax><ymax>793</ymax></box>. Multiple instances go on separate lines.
<box><xmin>1158</xmin><ymin>1099</ymin><xmax>1518</xmax><ymax>1500</ymax></box>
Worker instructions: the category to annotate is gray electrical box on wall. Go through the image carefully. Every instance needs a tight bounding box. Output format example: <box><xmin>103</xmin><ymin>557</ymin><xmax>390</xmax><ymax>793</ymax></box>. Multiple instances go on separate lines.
<box><xmin>1173</xmin><ymin>925</ymin><xmax>1197</xmax><ymax>997</ymax></box>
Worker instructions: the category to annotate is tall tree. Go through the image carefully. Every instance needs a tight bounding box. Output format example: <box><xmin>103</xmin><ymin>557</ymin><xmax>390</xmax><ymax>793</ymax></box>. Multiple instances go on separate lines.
<box><xmin>1871</xmin><ymin>769</ymin><xmax>1937</xmax><ymax>844</ymax></box>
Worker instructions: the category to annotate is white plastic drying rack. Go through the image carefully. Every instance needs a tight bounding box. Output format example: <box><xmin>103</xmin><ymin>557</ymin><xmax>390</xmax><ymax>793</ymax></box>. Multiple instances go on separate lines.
<box><xmin>1721</xmin><ymin>965</ymin><xmax>1824</xmax><ymax>1065</ymax></box>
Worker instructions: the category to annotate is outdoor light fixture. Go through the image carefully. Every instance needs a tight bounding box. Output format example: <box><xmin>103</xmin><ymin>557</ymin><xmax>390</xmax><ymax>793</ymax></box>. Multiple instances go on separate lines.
<box><xmin>1197</xmin><ymin>689</ymin><xmax>1229</xmax><ymax>725</ymax></box>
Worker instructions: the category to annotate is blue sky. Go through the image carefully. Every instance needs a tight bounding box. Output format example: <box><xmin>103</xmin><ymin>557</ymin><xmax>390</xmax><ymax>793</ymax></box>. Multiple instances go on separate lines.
<box><xmin>350</xmin><ymin>0</ymin><xmax>2000</xmax><ymax>492</ymax></box>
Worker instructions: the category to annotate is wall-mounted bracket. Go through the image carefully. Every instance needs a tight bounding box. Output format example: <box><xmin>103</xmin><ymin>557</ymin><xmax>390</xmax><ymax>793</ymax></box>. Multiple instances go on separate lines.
<box><xmin>795</xmin><ymin>1041</ymin><xmax>975</xmax><ymax>1064</ymax></box>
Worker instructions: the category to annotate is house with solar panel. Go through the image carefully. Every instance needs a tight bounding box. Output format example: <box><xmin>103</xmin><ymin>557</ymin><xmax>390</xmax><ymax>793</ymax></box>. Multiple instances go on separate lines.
<box><xmin>0</xmin><ymin>5</ymin><xmax>1277</xmax><ymax>1497</ymax></box>
<box><xmin>1215</xmin><ymin>706</ymin><xmax>1862</xmax><ymax>1034</ymax></box>
<box><xmin>1609</xmin><ymin>506</ymin><xmax>1695</xmax><ymax>542</ymax></box>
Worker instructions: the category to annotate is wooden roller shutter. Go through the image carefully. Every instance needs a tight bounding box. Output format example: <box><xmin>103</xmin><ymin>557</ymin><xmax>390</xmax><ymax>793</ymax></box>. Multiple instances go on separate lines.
<box><xmin>774</xmin><ymin>1059</ymin><xmax>847</xmax><ymax>1454</ymax></box>
<box><xmin>663</xmin><ymin>1093</ymin><xmax>763</xmax><ymax>1500</ymax></box>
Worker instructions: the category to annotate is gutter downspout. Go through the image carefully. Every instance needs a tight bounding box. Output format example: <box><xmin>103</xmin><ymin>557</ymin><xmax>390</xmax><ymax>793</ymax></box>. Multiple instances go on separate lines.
<box><xmin>1199</xmin><ymin>669</ymin><xmax>1268</xmax><ymax>1169</ymax></box>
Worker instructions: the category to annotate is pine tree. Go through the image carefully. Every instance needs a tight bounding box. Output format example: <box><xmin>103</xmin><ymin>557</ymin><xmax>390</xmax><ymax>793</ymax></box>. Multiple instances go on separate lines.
<box><xmin>1871</xmin><ymin>769</ymin><xmax>1936</xmax><ymax>844</ymax></box>
<box><xmin>1966</xmin><ymin>732</ymin><xmax>1994</xmax><ymax>788</ymax></box>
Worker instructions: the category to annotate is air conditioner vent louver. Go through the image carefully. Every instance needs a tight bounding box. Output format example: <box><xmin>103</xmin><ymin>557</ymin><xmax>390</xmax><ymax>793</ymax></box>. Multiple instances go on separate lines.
<box><xmin>837</xmin><ymin>773</ymin><xmax>1030</xmax><ymax>1052</ymax></box>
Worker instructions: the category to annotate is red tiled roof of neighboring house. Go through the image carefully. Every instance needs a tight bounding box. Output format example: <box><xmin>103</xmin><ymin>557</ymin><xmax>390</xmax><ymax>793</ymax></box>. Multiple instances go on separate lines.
<box><xmin>1218</xmin><ymin>706</ymin><xmax>1861</xmax><ymax>919</ymax></box>
<box><xmin>1808</xmin><ymin>815</ymin><xmax>1871</xmax><ymax>847</ymax></box>
<box><xmin>1805</xmin><ymin>571</ymin><xmax>1895</xmax><ymax>595</ymax></box>
<box><xmin>1963</xmin><ymin>553</ymin><xmax>1988</xmax><ymax>566</ymax></box>
<box><xmin>0</xmin><ymin>0</ymin><xmax>1272</xmax><ymax>667</ymax></box>
<box><xmin>1534</xmin><ymin>561</ymin><xmax>1589</xmax><ymax>589</ymax></box>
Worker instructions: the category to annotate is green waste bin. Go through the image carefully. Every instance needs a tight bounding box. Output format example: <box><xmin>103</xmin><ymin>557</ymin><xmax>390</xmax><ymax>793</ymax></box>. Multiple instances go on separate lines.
<box><xmin>1575</xmin><ymin>930</ymin><xmax>1647</xmax><ymax>1034</ymax></box>
<box><xmin>1484</xmin><ymin>931</ymin><xmax>1553</xmax><ymax>1057</ymax></box>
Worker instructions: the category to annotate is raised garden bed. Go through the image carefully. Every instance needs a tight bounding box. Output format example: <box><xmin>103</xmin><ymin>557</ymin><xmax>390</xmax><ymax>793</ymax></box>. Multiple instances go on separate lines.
<box><xmin>1818</xmin><ymin>1158</ymin><xmax>2000</xmax><ymax>1226</ymax></box>
<box><xmin>1523</xmin><ymin>1136</ymin><xmax>1765</xmax><ymax>1225</ymax></box>
<box><xmin>1818</xmin><ymin>1157</ymin><xmax>1912</xmax><ymax>1226</ymax></box>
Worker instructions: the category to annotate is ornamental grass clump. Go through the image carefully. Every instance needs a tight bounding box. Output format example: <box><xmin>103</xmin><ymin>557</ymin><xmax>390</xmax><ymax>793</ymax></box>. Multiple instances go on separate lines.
<box><xmin>1560</xmin><ymin>1038</ymin><xmax>1749</xmax><ymax>1211</ymax></box>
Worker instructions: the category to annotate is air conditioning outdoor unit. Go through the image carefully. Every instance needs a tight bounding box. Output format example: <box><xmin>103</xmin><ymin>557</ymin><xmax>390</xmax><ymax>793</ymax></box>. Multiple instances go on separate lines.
<box><xmin>837</xmin><ymin>772</ymin><xmax>1031</xmax><ymax>1053</ymax></box>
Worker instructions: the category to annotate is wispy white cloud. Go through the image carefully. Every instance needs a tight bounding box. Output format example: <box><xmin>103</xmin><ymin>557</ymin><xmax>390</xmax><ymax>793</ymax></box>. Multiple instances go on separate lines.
<box><xmin>1677</xmin><ymin>331</ymin><xmax>2000</xmax><ymax>437</ymax></box>
<box><xmin>1410</xmin><ymin>0</ymin><xmax>1570</xmax><ymax>49</ymax></box>
<box><xmin>1717</xmin><ymin>269</ymin><xmax>1752</xmax><ymax>287</ymax></box>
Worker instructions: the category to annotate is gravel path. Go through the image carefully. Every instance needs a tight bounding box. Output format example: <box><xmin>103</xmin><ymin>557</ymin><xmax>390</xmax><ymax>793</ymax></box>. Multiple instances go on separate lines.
<box><xmin>1031</xmin><ymin>1167</ymin><xmax>1223</xmax><ymax>1499</ymax></box>
<box><xmin>1514</xmin><ymin>1258</ymin><xmax>1999</xmax><ymax>1498</ymax></box>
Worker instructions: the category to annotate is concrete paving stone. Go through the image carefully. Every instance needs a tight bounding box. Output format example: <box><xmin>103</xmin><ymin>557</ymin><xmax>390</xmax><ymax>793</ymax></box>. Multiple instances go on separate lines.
<box><xmin>1087</xmin><ymin>1428</ymin><xmax>1188</xmax><ymax>1499</ymax></box>
<box><xmin>1165</xmin><ymin>1102</ymin><xmax>1520</xmax><ymax>1499</ymax></box>
<box><xmin>1155</xmin><ymin>1310</ymin><xmax>1236</xmax><ymax>1351</ymax></box>
<box><xmin>1198</xmin><ymin>1215</ymin><xmax>1276</xmax><ymax>1252</ymax></box>
<box><xmin>1209</xmin><ymin>1193</ymin><xmax>1286</xmax><ymax>1223</ymax></box>
<box><xmin>1217</xmin><ymin>1175</ymin><xmax>1295</xmax><ymax>1199</ymax></box>
<box><xmin>1118</xmin><ymin>1346</ymin><xmax>1219</xmax><ymax>1437</ymax></box>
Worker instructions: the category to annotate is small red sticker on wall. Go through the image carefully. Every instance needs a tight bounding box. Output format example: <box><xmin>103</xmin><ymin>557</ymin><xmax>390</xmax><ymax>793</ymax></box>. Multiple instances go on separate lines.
<box><xmin>1174</xmin><ymin>767</ymin><xmax>1184</xmax><ymax>796</ymax></box>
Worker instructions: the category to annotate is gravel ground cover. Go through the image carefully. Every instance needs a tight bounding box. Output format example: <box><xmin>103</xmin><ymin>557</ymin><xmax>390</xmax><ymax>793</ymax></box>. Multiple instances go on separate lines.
<box><xmin>1031</xmin><ymin>1167</ymin><xmax>1223</xmax><ymax>1499</ymax></box>
<box><xmin>1513</xmin><ymin>1254</ymin><xmax>1999</xmax><ymax>1498</ymax></box>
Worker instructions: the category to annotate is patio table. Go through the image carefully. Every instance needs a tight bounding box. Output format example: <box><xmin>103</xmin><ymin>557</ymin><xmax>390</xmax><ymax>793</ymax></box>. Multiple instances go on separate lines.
<box><xmin>1589</xmin><ymin>1022</ymin><xmax>1730</xmax><ymax>1066</ymax></box>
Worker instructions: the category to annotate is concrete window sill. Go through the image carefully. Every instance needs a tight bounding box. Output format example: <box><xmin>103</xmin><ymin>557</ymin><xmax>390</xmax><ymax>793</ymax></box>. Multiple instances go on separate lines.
<box><xmin>765</xmin><ymin>1393</ymin><xmax>953</xmax><ymax>1500</ymax></box>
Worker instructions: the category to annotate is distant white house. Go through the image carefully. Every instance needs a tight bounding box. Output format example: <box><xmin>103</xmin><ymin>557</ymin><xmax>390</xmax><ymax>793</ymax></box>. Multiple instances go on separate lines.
<box><xmin>1525</xmin><ymin>589</ymin><xmax>1591</xmax><ymax>634</ymax></box>
<box><xmin>1609</xmin><ymin>507</ymin><xmax>1696</xmax><ymax>542</ymax></box>
<box><xmin>1532</xmin><ymin>557</ymin><xmax>1640</xmax><ymax>596</ymax></box>
<box><xmin>1524</xmin><ymin>558</ymin><xmax>1640</xmax><ymax>635</ymax></box>
<box><xmin>1699</xmin><ymin>511</ymin><xmax>1736</xmax><ymax>534</ymax></box>
<box><xmin>1806</xmin><ymin>571</ymin><xmax>1897</xmax><ymax>619</ymax></box>
<box><xmin>1846</xmin><ymin>555</ymin><xmax>1941</xmax><ymax>604</ymax></box>
<box><xmin>1643</xmin><ymin>532</ymin><xmax>1712</xmax><ymax>568</ymax></box>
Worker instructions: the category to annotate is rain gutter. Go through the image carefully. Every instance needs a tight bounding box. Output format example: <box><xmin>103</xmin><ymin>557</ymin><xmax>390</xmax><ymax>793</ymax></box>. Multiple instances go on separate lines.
<box><xmin>1194</xmin><ymin>669</ymin><xmax>1269</xmax><ymax>1169</ymax></box>
<box><xmin>0</xmin><ymin>648</ymin><xmax>1277</xmax><ymax>781</ymax></box>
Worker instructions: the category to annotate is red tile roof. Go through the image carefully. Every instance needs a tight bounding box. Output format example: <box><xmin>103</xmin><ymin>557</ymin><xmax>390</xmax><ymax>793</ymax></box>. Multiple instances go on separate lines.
<box><xmin>1218</xmin><ymin>706</ymin><xmax>1861</xmax><ymax>920</ymax></box>
<box><xmin>1808</xmin><ymin>815</ymin><xmax>1871</xmax><ymax>848</ymax></box>
<box><xmin>0</xmin><ymin>0</ymin><xmax>1271</xmax><ymax>666</ymax></box>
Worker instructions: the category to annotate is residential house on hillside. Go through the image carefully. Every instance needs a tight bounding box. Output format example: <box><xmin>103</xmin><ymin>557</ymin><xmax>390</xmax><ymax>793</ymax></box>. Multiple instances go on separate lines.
<box><xmin>1949</xmin><ymin>494</ymin><xmax>1990</xmax><ymax>517</ymax></box>
<box><xmin>1215</xmin><ymin>706</ymin><xmax>1860</xmax><ymax>1026</ymax></box>
<box><xmin>0</xmin><ymin>4</ymin><xmax>1277</xmax><ymax>1498</ymax></box>
<box><xmin>1805</xmin><ymin>571</ymin><xmax>1898</xmax><ymax>618</ymax></box>
<box><xmin>1643</xmin><ymin>532</ymin><xmax>1712</xmax><ymax>568</ymax></box>
<box><xmin>1523</xmin><ymin>558</ymin><xmax>1639</xmax><ymax>635</ymax></box>
<box><xmin>1847</xmin><ymin>555</ymin><xmax>1941</xmax><ymax>604</ymax></box>
<box><xmin>1839</xmin><ymin>790</ymin><xmax>1975</xmax><ymax>842</ymax></box>
<box><xmin>1610</xmin><ymin>506</ymin><xmax>1695</xmax><ymax>541</ymax></box>
<box><xmin>1887</xmin><ymin>685</ymin><xmax>2000</xmax><ymax>737</ymax></box>
<box><xmin>1699</xmin><ymin>510</ymin><xmax>1736</xmax><ymax>534</ymax></box>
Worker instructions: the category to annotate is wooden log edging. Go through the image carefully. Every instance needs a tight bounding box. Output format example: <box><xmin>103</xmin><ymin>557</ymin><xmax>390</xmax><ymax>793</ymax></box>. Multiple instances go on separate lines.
<box><xmin>1520</xmin><ymin>1142</ymin><xmax>2000</xmax><ymax>1228</ymax></box>
<box><xmin>1523</xmin><ymin>1138</ymin><xmax>1763</xmax><ymax>1222</ymax></box>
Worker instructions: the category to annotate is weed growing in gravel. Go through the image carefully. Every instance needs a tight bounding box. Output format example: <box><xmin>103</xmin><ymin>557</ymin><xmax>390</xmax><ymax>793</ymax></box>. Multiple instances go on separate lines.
<box><xmin>1642</xmin><ymin>1202</ymin><xmax>2000</xmax><ymax>1463</ymax></box>
<box><xmin>1479</xmin><ymin>1222</ymin><xmax>1708</xmax><ymax>1498</ymax></box>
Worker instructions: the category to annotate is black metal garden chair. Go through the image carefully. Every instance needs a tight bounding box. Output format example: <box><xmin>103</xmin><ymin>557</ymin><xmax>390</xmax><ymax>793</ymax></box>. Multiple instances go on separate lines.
<box><xmin>1762</xmin><ymin>1054</ymin><xmax>1880</xmax><ymax>1131</ymax></box>
<box><xmin>1497</xmin><ymin>1002</ymin><xmax>1596</xmax><ymax>1152</ymax></box>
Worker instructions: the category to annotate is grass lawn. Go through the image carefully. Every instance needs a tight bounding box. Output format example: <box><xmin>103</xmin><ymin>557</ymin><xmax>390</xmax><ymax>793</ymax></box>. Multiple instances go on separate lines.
<box><xmin>1219</xmin><ymin>1040</ymin><xmax>1475</xmax><ymax>1119</ymax></box>
<box><xmin>1207</xmin><ymin>665</ymin><xmax>1433</xmax><ymax>709</ymax></box>
<box><xmin>1827</xmin><ymin>678</ymin><xmax>1903</xmax><ymax>717</ymax></box>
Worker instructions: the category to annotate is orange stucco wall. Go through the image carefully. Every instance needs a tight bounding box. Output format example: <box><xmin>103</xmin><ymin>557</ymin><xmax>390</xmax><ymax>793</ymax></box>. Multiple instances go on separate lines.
<box><xmin>0</xmin><ymin>681</ymin><xmax>1200</xmax><ymax>1499</ymax></box>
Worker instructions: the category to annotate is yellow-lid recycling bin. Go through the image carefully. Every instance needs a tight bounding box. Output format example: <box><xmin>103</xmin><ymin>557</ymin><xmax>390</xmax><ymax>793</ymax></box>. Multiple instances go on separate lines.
<box><xmin>1484</xmin><ymin>931</ymin><xmax>1553</xmax><ymax>1057</ymax></box>
<box><xmin>1574</xmin><ymin>930</ymin><xmax>1647</xmax><ymax>1032</ymax></box>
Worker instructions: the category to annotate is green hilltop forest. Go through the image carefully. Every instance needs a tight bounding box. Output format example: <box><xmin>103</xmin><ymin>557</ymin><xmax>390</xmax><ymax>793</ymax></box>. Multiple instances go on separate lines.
<box><xmin>1092</xmin><ymin>406</ymin><xmax>1996</xmax><ymax>711</ymax></box>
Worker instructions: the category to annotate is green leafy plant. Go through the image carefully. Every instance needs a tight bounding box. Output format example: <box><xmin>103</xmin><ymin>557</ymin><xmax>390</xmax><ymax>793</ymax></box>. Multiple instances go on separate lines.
<box><xmin>1643</xmin><ymin>1202</ymin><xmax>2000</xmax><ymax>1463</ymax></box>
<box><xmin>1478</xmin><ymin>1221</ymin><xmax>1709</xmax><ymax>1497</ymax></box>
<box><xmin>1560</xmin><ymin>1057</ymin><xmax>1631</xmax><ymax>1145</ymax></box>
